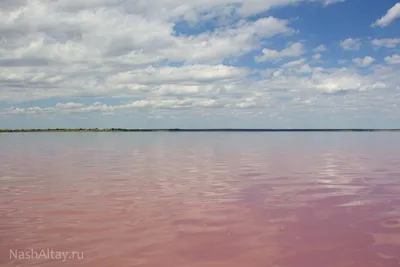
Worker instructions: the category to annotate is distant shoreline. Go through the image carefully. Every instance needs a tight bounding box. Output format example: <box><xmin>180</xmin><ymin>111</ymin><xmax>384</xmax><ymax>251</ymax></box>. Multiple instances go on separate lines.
<box><xmin>1</xmin><ymin>129</ymin><xmax>400</xmax><ymax>133</ymax></box>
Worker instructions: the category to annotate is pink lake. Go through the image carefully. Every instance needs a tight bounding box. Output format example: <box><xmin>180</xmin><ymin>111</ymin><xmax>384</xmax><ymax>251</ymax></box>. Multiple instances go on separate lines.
<box><xmin>0</xmin><ymin>132</ymin><xmax>400</xmax><ymax>267</ymax></box>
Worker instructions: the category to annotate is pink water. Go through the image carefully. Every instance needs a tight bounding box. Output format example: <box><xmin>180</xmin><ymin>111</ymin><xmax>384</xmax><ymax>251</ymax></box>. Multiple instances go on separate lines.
<box><xmin>1</xmin><ymin>133</ymin><xmax>399</xmax><ymax>267</ymax></box>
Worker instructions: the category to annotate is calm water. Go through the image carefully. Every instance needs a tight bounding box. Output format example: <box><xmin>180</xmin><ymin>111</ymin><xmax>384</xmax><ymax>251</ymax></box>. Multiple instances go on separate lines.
<box><xmin>0</xmin><ymin>133</ymin><xmax>400</xmax><ymax>267</ymax></box>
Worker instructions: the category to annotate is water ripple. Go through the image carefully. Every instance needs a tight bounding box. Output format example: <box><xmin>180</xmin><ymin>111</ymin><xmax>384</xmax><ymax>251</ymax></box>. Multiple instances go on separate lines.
<box><xmin>0</xmin><ymin>133</ymin><xmax>399</xmax><ymax>267</ymax></box>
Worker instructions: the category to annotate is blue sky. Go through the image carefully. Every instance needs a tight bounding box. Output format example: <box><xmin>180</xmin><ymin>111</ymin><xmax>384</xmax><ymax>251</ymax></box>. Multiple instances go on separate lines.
<box><xmin>0</xmin><ymin>0</ymin><xmax>399</xmax><ymax>128</ymax></box>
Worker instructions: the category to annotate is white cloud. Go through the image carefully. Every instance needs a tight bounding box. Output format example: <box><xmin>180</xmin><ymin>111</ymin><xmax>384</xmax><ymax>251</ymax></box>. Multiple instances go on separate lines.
<box><xmin>311</xmin><ymin>70</ymin><xmax>380</xmax><ymax>94</ymax></box>
<box><xmin>3</xmin><ymin>64</ymin><xmax>400</xmax><ymax>121</ymax></box>
<box><xmin>353</xmin><ymin>56</ymin><xmax>375</xmax><ymax>67</ymax></box>
<box><xmin>0</xmin><ymin>3</ymin><xmax>292</xmax><ymax>65</ymax></box>
<box><xmin>321</xmin><ymin>0</ymin><xmax>346</xmax><ymax>6</ymax></box>
<box><xmin>385</xmin><ymin>54</ymin><xmax>400</xmax><ymax>64</ymax></box>
<box><xmin>241</xmin><ymin>1</ymin><xmax>343</xmax><ymax>19</ymax></box>
<box><xmin>340</xmin><ymin>38</ymin><xmax>361</xmax><ymax>51</ymax></box>
<box><xmin>312</xmin><ymin>54</ymin><xmax>322</xmax><ymax>60</ymax></box>
<box><xmin>255</xmin><ymin>42</ymin><xmax>305</xmax><ymax>62</ymax></box>
<box><xmin>106</xmin><ymin>65</ymin><xmax>248</xmax><ymax>85</ymax></box>
<box><xmin>2</xmin><ymin>0</ymin><xmax>400</xmax><ymax>127</ymax></box>
<box><xmin>314</xmin><ymin>45</ymin><xmax>327</xmax><ymax>52</ymax></box>
<box><xmin>27</xmin><ymin>0</ymin><xmax>347</xmax><ymax>24</ymax></box>
<box><xmin>172</xmin><ymin>17</ymin><xmax>293</xmax><ymax>63</ymax></box>
<box><xmin>1</xmin><ymin>98</ymin><xmax>227</xmax><ymax>115</ymax></box>
<box><xmin>282</xmin><ymin>58</ymin><xmax>307</xmax><ymax>68</ymax></box>
<box><xmin>372</xmin><ymin>3</ymin><xmax>400</xmax><ymax>28</ymax></box>
<box><xmin>56</xmin><ymin>102</ymin><xmax>85</xmax><ymax>109</ymax></box>
<box><xmin>371</xmin><ymin>38</ymin><xmax>400</xmax><ymax>48</ymax></box>
<box><xmin>0</xmin><ymin>0</ymin><xmax>293</xmax><ymax>104</ymax></box>
<box><xmin>0</xmin><ymin>64</ymin><xmax>251</xmax><ymax>103</ymax></box>
<box><xmin>0</xmin><ymin>0</ymin><xmax>350</xmax><ymax>105</ymax></box>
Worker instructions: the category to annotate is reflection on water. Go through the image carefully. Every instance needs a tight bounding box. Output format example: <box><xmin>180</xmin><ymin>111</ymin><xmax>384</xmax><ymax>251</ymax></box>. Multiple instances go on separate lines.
<box><xmin>0</xmin><ymin>133</ymin><xmax>400</xmax><ymax>267</ymax></box>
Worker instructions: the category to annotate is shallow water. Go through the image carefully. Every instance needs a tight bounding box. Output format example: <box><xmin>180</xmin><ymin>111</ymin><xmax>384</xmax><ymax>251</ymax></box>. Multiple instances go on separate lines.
<box><xmin>0</xmin><ymin>133</ymin><xmax>399</xmax><ymax>267</ymax></box>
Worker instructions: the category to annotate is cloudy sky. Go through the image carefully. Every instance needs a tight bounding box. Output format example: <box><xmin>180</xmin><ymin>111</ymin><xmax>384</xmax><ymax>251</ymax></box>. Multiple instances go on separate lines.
<box><xmin>0</xmin><ymin>0</ymin><xmax>399</xmax><ymax>129</ymax></box>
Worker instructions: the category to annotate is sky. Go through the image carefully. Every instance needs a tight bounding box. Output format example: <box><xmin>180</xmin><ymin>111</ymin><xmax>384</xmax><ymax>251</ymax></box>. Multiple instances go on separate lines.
<box><xmin>0</xmin><ymin>0</ymin><xmax>399</xmax><ymax>129</ymax></box>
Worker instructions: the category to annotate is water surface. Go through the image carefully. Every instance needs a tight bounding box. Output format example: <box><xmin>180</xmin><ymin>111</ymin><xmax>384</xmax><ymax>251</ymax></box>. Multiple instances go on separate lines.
<box><xmin>1</xmin><ymin>133</ymin><xmax>400</xmax><ymax>266</ymax></box>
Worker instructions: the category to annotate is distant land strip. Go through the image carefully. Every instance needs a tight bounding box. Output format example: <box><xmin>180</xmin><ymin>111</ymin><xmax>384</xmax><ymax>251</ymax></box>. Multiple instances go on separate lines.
<box><xmin>1</xmin><ymin>128</ymin><xmax>400</xmax><ymax>132</ymax></box>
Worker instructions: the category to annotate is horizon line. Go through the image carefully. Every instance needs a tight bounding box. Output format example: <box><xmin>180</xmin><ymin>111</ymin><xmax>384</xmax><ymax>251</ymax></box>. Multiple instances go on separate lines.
<box><xmin>1</xmin><ymin>128</ymin><xmax>400</xmax><ymax>132</ymax></box>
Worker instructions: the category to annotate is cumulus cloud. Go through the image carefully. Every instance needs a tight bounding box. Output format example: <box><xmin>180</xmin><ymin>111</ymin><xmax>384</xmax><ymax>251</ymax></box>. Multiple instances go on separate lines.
<box><xmin>340</xmin><ymin>38</ymin><xmax>361</xmax><ymax>51</ymax></box>
<box><xmin>314</xmin><ymin>45</ymin><xmax>327</xmax><ymax>52</ymax></box>
<box><xmin>372</xmin><ymin>3</ymin><xmax>400</xmax><ymax>27</ymax></box>
<box><xmin>309</xmin><ymin>70</ymin><xmax>371</xmax><ymax>93</ymax></box>
<box><xmin>353</xmin><ymin>56</ymin><xmax>375</xmax><ymax>67</ymax></box>
<box><xmin>106</xmin><ymin>65</ymin><xmax>248</xmax><ymax>85</ymax></box>
<box><xmin>312</xmin><ymin>54</ymin><xmax>322</xmax><ymax>60</ymax></box>
<box><xmin>385</xmin><ymin>54</ymin><xmax>400</xmax><ymax>64</ymax></box>
<box><xmin>255</xmin><ymin>42</ymin><xmax>305</xmax><ymax>62</ymax></box>
<box><xmin>0</xmin><ymin>0</ymin><xmax>349</xmax><ymax>106</ymax></box>
<box><xmin>371</xmin><ymin>38</ymin><xmax>400</xmax><ymax>48</ymax></box>
<box><xmin>0</xmin><ymin>0</ymin><xmax>292</xmax><ymax>103</ymax></box>
<box><xmin>0</xmin><ymin>3</ymin><xmax>292</xmax><ymax>65</ymax></box>
<box><xmin>3</xmin><ymin>63</ymin><xmax>399</xmax><ymax>121</ymax></box>
<box><xmin>1</xmin><ymin>0</ymin><xmax>400</xmax><ymax>127</ymax></box>
<box><xmin>281</xmin><ymin>58</ymin><xmax>307</xmax><ymax>68</ymax></box>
